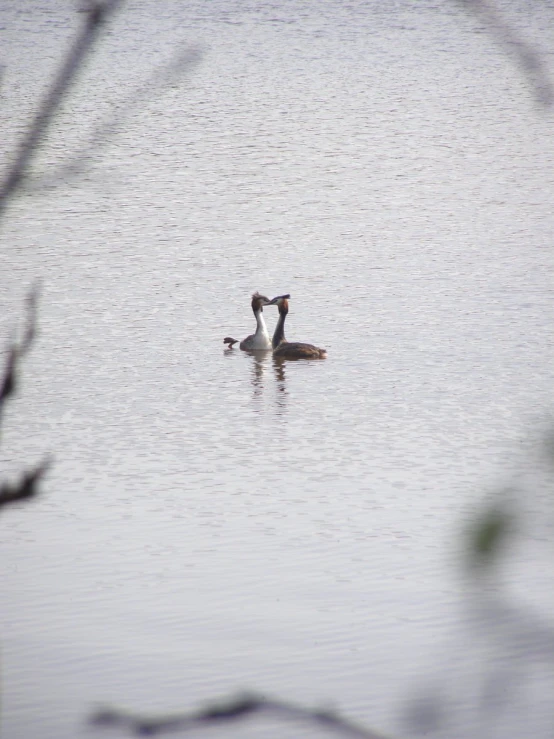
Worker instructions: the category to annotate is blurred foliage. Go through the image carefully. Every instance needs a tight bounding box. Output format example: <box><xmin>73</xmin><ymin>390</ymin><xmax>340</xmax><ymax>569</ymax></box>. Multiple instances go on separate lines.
<box><xmin>466</xmin><ymin>500</ymin><xmax>514</xmax><ymax>570</ymax></box>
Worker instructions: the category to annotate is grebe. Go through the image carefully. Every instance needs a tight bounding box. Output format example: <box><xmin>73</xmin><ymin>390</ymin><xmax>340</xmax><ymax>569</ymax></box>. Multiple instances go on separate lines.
<box><xmin>223</xmin><ymin>292</ymin><xmax>273</xmax><ymax>351</ymax></box>
<box><xmin>269</xmin><ymin>294</ymin><xmax>327</xmax><ymax>359</ymax></box>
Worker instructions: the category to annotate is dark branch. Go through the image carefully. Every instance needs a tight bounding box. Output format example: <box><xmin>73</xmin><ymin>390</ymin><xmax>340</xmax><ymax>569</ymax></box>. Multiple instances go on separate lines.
<box><xmin>89</xmin><ymin>691</ymin><xmax>393</xmax><ymax>738</ymax></box>
<box><xmin>0</xmin><ymin>346</ymin><xmax>17</xmax><ymax>409</ymax></box>
<box><xmin>0</xmin><ymin>457</ymin><xmax>51</xmax><ymax>512</ymax></box>
<box><xmin>0</xmin><ymin>282</ymin><xmax>41</xmax><ymax>423</ymax></box>
<box><xmin>0</xmin><ymin>284</ymin><xmax>50</xmax><ymax>511</ymax></box>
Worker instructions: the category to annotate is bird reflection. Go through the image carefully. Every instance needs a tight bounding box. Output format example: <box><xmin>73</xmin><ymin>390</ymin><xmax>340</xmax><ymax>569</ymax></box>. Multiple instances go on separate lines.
<box><xmin>224</xmin><ymin>346</ymin><xmax>289</xmax><ymax>414</ymax></box>
<box><xmin>273</xmin><ymin>356</ymin><xmax>288</xmax><ymax>413</ymax></box>
<box><xmin>241</xmin><ymin>351</ymin><xmax>289</xmax><ymax>414</ymax></box>
<box><xmin>247</xmin><ymin>350</ymin><xmax>271</xmax><ymax>401</ymax></box>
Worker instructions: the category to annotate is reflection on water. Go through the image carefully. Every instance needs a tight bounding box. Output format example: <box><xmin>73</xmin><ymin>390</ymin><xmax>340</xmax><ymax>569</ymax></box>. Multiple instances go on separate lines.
<box><xmin>273</xmin><ymin>357</ymin><xmax>288</xmax><ymax>414</ymax></box>
<box><xmin>225</xmin><ymin>349</ymin><xmax>290</xmax><ymax>414</ymax></box>
<box><xmin>249</xmin><ymin>351</ymin><xmax>289</xmax><ymax>415</ymax></box>
<box><xmin>248</xmin><ymin>349</ymin><xmax>271</xmax><ymax>401</ymax></box>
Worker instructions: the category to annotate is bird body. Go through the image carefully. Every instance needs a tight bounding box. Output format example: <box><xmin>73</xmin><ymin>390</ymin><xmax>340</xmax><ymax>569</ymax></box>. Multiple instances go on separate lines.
<box><xmin>269</xmin><ymin>295</ymin><xmax>326</xmax><ymax>359</ymax></box>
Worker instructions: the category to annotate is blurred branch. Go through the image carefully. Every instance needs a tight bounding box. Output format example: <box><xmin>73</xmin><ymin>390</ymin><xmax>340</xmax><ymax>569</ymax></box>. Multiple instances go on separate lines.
<box><xmin>0</xmin><ymin>0</ymin><xmax>124</xmax><ymax>219</ymax></box>
<box><xmin>36</xmin><ymin>45</ymin><xmax>202</xmax><ymax>189</ymax></box>
<box><xmin>0</xmin><ymin>284</ymin><xmax>51</xmax><ymax>511</ymax></box>
<box><xmin>458</xmin><ymin>0</ymin><xmax>553</xmax><ymax>106</ymax></box>
<box><xmin>0</xmin><ymin>283</ymin><xmax>40</xmax><ymax>424</ymax></box>
<box><xmin>0</xmin><ymin>457</ymin><xmax>51</xmax><ymax>512</ymax></box>
<box><xmin>90</xmin><ymin>691</ymin><xmax>393</xmax><ymax>738</ymax></box>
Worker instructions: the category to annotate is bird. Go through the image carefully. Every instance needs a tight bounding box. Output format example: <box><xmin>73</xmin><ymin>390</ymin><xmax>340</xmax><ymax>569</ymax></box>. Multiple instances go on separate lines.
<box><xmin>223</xmin><ymin>292</ymin><xmax>273</xmax><ymax>351</ymax></box>
<box><xmin>268</xmin><ymin>294</ymin><xmax>327</xmax><ymax>359</ymax></box>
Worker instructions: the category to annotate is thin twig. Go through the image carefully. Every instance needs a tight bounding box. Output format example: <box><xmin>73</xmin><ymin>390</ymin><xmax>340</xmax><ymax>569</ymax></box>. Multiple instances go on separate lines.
<box><xmin>90</xmin><ymin>691</ymin><xmax>393</xmax><ymax>738</ymax></box>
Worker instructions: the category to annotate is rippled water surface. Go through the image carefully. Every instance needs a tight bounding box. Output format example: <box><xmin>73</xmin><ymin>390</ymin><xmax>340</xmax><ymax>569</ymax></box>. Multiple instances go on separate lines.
<box><xmin>2</xmin><ymin>1</ymin><xmax>554</xmax><ymax>737</ymax></box>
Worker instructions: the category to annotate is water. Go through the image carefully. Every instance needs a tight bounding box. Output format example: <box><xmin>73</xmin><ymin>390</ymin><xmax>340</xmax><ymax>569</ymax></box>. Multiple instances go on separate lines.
<box><xmin>2</xmin><ymin>1</ymin><xmax>554</xmax><ymax>737</ymax></box>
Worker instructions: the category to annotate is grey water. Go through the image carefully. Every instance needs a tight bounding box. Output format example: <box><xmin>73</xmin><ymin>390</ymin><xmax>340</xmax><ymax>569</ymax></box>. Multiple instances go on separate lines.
<box><xmin>1</xmin><ymin>1</ymin><xmax>554</xmax><ymax>737</ymax></box>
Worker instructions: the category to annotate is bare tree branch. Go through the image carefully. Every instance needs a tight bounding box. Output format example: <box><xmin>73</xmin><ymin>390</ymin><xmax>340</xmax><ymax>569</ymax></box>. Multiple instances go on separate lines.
<box><xmin>89</xmin><ymin>691</ymin><xmax>394</xmax><ymax>738</ymax></box>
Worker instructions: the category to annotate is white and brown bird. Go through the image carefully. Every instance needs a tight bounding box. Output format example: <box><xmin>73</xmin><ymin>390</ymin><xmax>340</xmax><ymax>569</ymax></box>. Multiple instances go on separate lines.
<box><xmin>223</xmin><ymin>292</ymin><xmax>273</xmax><ymax>351</ymax></box>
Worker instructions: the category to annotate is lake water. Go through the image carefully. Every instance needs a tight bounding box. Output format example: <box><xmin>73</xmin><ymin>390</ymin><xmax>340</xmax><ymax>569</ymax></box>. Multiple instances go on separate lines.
<box><xmin>1</xmin><ymin>1</ymin><xmax>554</xmax><ymax>737</ymax></box>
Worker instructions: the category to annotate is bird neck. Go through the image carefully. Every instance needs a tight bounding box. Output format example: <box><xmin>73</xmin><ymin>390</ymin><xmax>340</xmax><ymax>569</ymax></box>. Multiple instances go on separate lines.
<box><xmin>254</xmin><ymin>306</ymin><xmax>269</xmax><ymax>337</ymax></box>
<box><xmin>272</xmin><ymin>306</ymin><xmax>288</xmax><ymax>348</ymax></box>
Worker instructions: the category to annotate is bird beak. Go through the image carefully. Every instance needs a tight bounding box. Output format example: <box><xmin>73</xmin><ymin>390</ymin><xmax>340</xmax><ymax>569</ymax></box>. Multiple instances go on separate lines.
<box><xmin>268</xmin><ymin>293</ymin><xmax>291</xmax><ymax>305</ymax></box>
